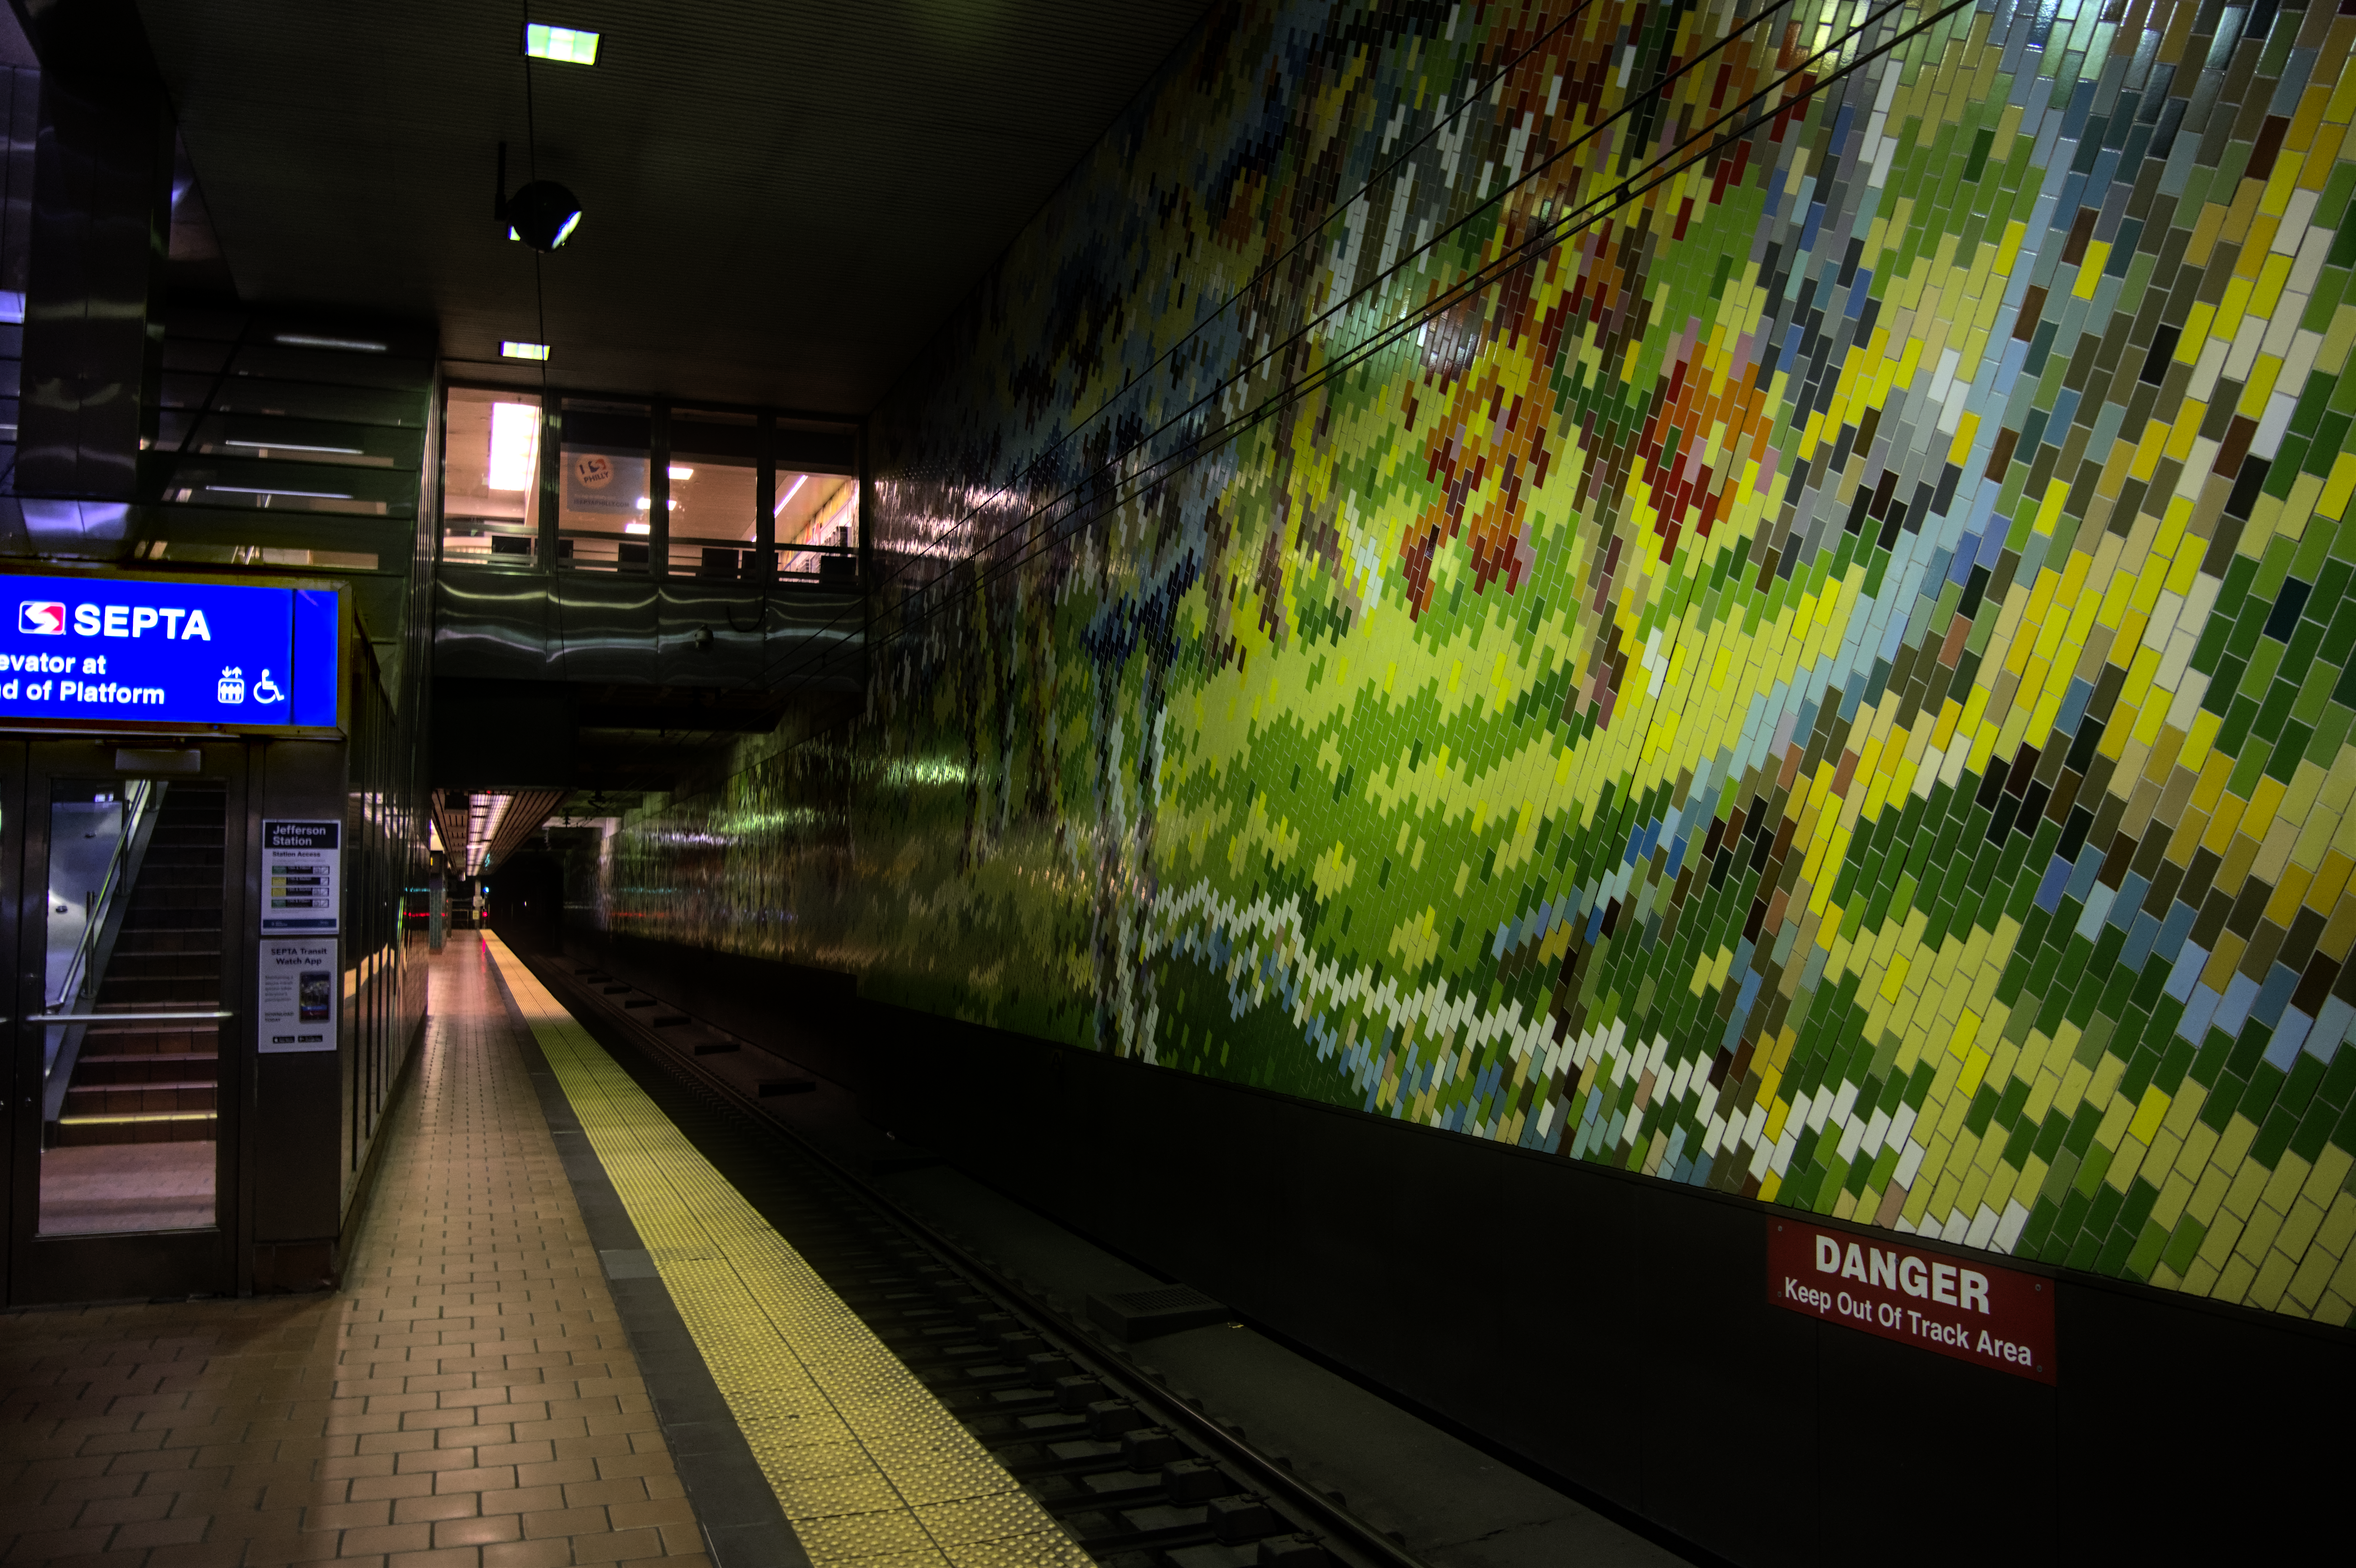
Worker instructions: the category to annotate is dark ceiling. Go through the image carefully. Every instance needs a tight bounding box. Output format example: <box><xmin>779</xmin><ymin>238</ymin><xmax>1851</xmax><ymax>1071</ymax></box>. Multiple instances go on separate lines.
<box><xmin>132</xmin><ymin>0</ymin><xmax>1210</xmax><ymax>413</ymax></box>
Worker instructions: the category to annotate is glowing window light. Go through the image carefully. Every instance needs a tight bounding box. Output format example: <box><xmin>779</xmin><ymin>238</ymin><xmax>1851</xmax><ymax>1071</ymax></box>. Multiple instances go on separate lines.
<box><xmin>501</xmin><ymin>340</ymin><xmax>550</xmax><ymax>361</ymax></box>
<box><xmin>487</xmin><ymin>402</ymin><xmax>540</xmax><ymax>491</ymax></box>
<box><xmin>525</xmin><ymin>24</ymin><xmax>599</xmax><ymax>64</ymax></box>
<box><xmin>772</xmin><ymin>472</ymin><xmax>808</xmax><ymax>517</ymax></box>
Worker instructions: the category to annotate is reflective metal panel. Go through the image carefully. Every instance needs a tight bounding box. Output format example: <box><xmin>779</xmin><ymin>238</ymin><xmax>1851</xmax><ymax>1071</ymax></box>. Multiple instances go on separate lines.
<box><xmin>433</xmin><ymin>565</ymin><xmax>554</xmax><ymax>679</ymax></box>
<box><xmin>764</xmin><ymin>588</ymin><xmax>865</xmax><ymax>691</ymax></box>
<box><xmin>548</xmin><ymin>573</ymin><xmax>658</xmax><ymax>683</ymax></box>
<box><xmin>19</xmin><ymin>69</ymin><xmax>170</xmax><ymax>503</ymax></box>
<box><xmin>438</xmin><ymin>564</ymin><xmax>865</xmax><ymax>691</ymax></box>
<box><xmin>655</xmin><ymin>581</ymin><xmax>764</xmax><ymax>686</ymax></box>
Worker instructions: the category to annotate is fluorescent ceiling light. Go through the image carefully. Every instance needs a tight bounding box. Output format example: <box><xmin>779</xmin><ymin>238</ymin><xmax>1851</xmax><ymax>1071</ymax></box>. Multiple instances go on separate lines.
<box><xmin>501</xmin><ymin>341</ymin><xmax>550</xmax><ymax>361</ymax></box>
<box><xmin>224</xmin><ymin>439</ymin><xmax>363</xmax><ymax>455</ymax></box>
<box><xmin>466</xmin><ymin>794</ymin><xmax>512</xmax><ymax>878</ymax></box>
<box><xmin>634</xmin><ymin>496</ymin><xmax>679</xmax><ymax>510</ymax></box>
<box><xmin>773</xmin><ymin>473</ymin><xmax>808</xmax><ymax>517</ymax></box>
<box><xmin>204</xmin><ymin>485</ymin><xmax>355</xmax><ymax>500</ymax></box>
<box><xmin>525</xmin><ymin>23</ymin><xmax>599</xmax><ymax>64</ymax></box>
<box><xmin>487</xmin><ymin>402</ymin><xmax>540</xmax><ymax>491</ymax></box>
<box><xmin>624</xmin><ymin>522</ymin><xmax>650</xmax><ymax>535</ymax></box>
<box><xmin>667</xmin><ymin>465</ymin><xmax>694</xmax><ymax>480</ymax></box>
<box><xmin>276</xmin><ymin>332</ymin><xmax>387</xmax><ymax>352</ymax></box>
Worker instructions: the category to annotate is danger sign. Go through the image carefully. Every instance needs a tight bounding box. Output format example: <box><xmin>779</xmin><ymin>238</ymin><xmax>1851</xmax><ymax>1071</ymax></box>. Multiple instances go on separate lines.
<box><xmin>1767</xmin><ymin>1218</ymin><xmax>2056</xmax><ymax>1384</ymax></box>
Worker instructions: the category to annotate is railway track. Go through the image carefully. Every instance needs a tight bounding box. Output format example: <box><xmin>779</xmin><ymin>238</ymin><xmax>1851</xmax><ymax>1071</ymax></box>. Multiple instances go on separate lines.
<box><xmin>521</xmin><ymin>950</ymin><xmax>1435</xmax><ymax>1568</ymax></box>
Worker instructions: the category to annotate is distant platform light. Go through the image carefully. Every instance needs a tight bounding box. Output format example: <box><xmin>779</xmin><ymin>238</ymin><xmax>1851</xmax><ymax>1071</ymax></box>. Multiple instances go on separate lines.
<box><xmin>501</xmin><ymin>341</ymin><xmax>550</xmax><ymax>361</ymax></box>
<box><xmin>505</xmin><ymin>180</ymin><xmax>581</xmax><ymax>251</ymax></box>
<box><xmin>274</xmin><ymin>332</ymin><xmax>387</xmax><ymax>352</ymax></box>
<box><xmin>525</xmin><ymin>24</ymin><xmax>599</xmax><ymax>64</ymax></box>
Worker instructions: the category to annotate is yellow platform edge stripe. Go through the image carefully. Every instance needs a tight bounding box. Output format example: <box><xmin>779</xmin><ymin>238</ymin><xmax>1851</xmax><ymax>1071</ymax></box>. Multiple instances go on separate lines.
<box><xmin>482</xmin><ymin>935</ymin><xmax>1093</xmax><ymax>1568</ymax></box>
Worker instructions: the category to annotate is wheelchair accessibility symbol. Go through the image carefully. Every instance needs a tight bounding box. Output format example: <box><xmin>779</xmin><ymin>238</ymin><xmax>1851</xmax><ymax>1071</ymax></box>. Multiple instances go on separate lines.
<box><xmin>252</xmin><ymin>669</ymin><xmax>285</xmax><ymax>704</ymax></box>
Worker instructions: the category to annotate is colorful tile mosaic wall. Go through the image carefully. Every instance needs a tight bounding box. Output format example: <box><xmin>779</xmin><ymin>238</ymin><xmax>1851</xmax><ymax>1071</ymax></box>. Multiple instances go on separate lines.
<box><xmin>594</xmin><ymin>0</ymin><xmax>2356</xmax><ymax>1324</ymax></box>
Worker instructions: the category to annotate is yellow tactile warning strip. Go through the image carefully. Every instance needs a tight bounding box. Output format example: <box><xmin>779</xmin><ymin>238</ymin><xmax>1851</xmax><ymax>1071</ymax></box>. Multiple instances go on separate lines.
<box><xmin>483</xmin><ymin>935</ymin><xmax>1093</xmax><ymax>1568</ymax></box>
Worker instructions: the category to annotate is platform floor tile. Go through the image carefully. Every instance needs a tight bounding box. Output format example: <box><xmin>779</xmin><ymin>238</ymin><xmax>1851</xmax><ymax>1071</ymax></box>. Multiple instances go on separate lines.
<box><xmin>483</xmin><ymin>937</ymin><xmax>1089</xmax><ymax>1568</ymax></box>
<box><xmin>0</xmin><ymin>939</ymin><xmax>703</xmax><ymax>1568</ymax></box>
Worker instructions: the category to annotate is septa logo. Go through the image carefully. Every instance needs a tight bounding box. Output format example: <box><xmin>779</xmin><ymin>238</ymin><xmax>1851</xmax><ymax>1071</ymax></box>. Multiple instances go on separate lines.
<box><xmin>18</xmin><ymin>602</ymin><xmax>65</xmax><ymax>635</ymax></box>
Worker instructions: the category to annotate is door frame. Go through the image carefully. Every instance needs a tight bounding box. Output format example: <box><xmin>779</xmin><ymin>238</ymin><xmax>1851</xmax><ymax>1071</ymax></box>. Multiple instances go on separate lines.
<box><xmin>7</xmin><ymin>736</ymin><xmax>250</xmax><ymax>1304</ymax></box>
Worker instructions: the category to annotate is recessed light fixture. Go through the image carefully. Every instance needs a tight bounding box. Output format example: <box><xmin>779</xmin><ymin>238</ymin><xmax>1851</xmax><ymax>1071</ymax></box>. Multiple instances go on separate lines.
<box><xmin>525</xmin><ymin>23</ymin><xmax>599</xmax><ymax>64</ymax></box>
<box><xmin>501</xmin><ymin>341</ymin><xmax>550</xmax><ymax>361</ymax></box>
<box><xmin>224</xmin><ymin>439</ymin><xmax>364</xmax><ymax>455</ymax></box>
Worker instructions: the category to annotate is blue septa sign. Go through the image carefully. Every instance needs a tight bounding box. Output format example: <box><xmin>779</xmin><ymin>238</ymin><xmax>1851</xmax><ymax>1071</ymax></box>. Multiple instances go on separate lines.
<box><xmin>0</xmin><ymin>575</ymin><xmax>339</xmax><ymax>728</ymax></box>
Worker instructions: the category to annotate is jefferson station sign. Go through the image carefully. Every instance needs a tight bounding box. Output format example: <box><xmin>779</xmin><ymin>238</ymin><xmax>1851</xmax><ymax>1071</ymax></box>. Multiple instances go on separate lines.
<box><xmin>1767</xmin><ymin>1219</ymin><xmax>2056</xmax><ymax>1384</ymax></box>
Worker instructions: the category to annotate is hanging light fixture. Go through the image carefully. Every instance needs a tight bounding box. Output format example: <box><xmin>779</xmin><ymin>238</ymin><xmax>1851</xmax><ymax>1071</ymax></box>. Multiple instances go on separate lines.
<box><xmin>495</xmin><ymin>143</ymin><xmax>582</xmax><ymax>252</ymax></box>
<box><xmin>506</xmin><ymin>180</ymin><xmax>582</xmax><ymax>250</ymax></box>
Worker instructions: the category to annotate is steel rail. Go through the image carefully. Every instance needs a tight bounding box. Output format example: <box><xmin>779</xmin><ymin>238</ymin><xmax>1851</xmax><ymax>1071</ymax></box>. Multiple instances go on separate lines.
<box><xmin>526</xmin><ymin>952</ymin><xmax>1437</xmax><ymax>1568</ymax></box>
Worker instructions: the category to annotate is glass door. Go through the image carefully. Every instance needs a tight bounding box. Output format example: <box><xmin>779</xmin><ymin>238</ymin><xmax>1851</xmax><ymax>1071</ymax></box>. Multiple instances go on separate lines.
<box><xmin>7</xmin><ymin>739</ymin><xmax>244</xmax><ymax>1303</ymax></box>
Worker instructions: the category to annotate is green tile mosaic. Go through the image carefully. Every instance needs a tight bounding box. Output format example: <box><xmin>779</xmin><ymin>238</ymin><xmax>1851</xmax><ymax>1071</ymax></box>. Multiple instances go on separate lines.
<box><xmin>576</xmin><ymin>0</ymin><xmax>2356</xmax><ymax>1325</ymax></box>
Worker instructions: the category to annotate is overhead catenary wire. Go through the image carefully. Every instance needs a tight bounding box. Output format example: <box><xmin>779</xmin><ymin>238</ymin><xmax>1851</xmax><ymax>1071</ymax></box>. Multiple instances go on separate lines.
<box><xmin>763</xmin><ymin>0</ymin><xmax>1853</xmax><ymax>689</ymax></box>
<box><xmin>520</xmin><ymin>3</ymin><xmax>569</xmax><ymax>673</ymax></box>
<box><xmin>1045</xmin><ymin>0</ymin><xmax>1809</xmax><ymax>482</ymax></box>
<box><xmin>761</xmin><ymin>0</ymin><xmax>1942</xmax><ymax>691</ymax></box>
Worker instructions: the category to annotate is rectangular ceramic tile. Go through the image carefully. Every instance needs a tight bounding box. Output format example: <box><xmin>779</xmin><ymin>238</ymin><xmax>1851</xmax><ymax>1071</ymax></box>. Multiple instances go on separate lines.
<box><xmin>574</xmin><ymin>0</ymin><xmax>2356</xmax><ymax>1326</ymax></box>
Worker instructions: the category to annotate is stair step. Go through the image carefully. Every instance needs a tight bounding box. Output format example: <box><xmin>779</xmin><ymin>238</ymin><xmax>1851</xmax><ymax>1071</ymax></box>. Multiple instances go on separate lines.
<box><xmin>65</xmin><ymin>784</ymin><xmax>230</xmax><ymax>1139</ymax></box>
<box><xmin>78</xmin><ymin>1054</ymin><xmax>220</xmax><ymax>1066</ymax></box>
<box><xmin>98</xmin><ymin>991</ymin><xmax>223</xmax><ymax>999</ymax></box>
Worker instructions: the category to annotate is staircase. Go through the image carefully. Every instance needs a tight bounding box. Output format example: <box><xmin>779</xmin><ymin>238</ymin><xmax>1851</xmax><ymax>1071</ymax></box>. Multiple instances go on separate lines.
<box><xmin>51</xmin><ymin>784</ymin><xmax>228</xmax><ymax>1148</ymax></box>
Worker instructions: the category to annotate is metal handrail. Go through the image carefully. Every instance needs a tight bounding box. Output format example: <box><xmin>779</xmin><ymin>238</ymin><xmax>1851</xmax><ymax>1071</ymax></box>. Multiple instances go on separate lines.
<box><xmin>51</xmin><ymin>781</ymin><xmax>156</xmax><ymax>1011</ymax></box>
<box><xmin>34</xmin><ymin>1009</ymin><xmax>234</xmax><ymax>1023</ymax></box>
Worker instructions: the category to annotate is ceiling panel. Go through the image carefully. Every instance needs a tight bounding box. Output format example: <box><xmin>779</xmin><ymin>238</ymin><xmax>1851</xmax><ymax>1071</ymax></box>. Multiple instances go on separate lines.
<box><xmin>133</xmin><ymin>0</ymin><xmax>1211</xmax><ymax>412</ymax></box>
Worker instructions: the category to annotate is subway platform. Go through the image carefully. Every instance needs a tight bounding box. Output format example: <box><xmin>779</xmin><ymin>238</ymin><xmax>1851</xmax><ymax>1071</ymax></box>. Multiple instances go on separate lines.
<box><xmin>0</xmin><ymin>938</ymin><xmax>1086</xmax><ymax>1568</ymax></box>
<box><xmin>0</xmin><ymin>938</ymin><xmax>1676</xmax><ymax>1568</ymax></box>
